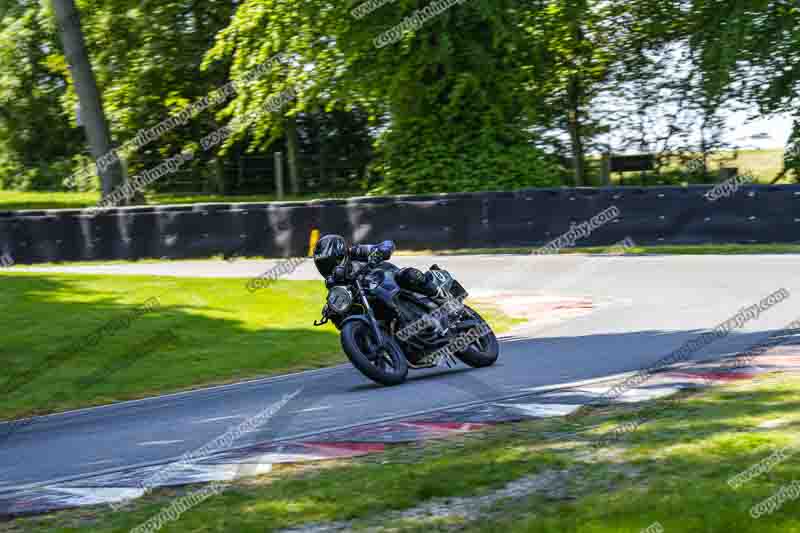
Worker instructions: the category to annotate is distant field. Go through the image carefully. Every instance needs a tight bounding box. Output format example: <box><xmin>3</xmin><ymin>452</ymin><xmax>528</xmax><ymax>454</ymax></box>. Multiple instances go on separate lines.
<box><xmin>686</xmin><ymin>148</ymin><xmax>787</xmax><ymax>183</ymax></box>
<box><xmin>726</xmin><ymin>148</ymin><xmax>787</xmax><ymax>182</ymax></box>
<box><xmin>609</xmin><ymin>148</ymin><xmax>788</xmax><ymax>185</ymax></box>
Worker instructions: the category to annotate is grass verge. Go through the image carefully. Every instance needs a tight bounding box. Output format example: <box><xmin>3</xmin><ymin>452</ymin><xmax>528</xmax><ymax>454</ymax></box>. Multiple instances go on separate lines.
<box><xmin>7</xmin><ymin>243</ymin><xmax>800</xmax><ymax>271</ymax></box>
<box><xmin>461</xmin><ymin>372</ymin><xmax>800</xmax><ymax>533</ymax></box>
<box><xmin>5</xmin><ymin>372</ymin><xmax>800</xmax><ymax>532</ymax></box>
<box><xmin>0</xmin><ymin>191</ymin><xmax>361</xmax><ymax>211</ymax></box>
<box><xmin>399</xmin><ymin>243</ymin><xmax>800</xmax><ymax>256</ymax></box>
<box><xmin>0</xmin><ymin>272</ymin><xmax>522</xmax><ymax>420</ymax></box>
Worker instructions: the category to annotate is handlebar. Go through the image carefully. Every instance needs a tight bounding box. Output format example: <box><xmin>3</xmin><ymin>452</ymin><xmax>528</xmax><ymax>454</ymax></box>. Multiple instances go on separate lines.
<box><xmin>349</xmin><ymin>240</ymin><xmax>395</xmax><ymax>264</ymax></box>
<box><xmin>325</xmin><ymin>240</ymin><xmax>395</xmax><ymax>287</ymax></box>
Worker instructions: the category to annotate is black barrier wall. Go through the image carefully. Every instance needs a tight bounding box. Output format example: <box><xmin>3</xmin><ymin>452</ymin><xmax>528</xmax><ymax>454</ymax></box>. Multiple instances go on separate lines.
<box><xmin>1</xmin><ymin>185</ymin><xmax>799</xmax><ymax>264</ymax></box>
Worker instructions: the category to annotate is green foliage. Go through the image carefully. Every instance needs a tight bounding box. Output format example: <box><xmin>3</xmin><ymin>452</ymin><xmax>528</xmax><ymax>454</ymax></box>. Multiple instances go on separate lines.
<box><xmin>2</xmin><ymin>0</ymin><xmax>799</xmax><ymax>196</ymax></box>
<box><xmin>371</xmin><ymin>120</ymin><xmax>564</xmax><ymax>194</ymax></box>
<box><xmin>294</xmin><ymin>109</ymin><xmax>377</xmax><ymax>193</ymax></box>
<box><xmin>662</xmin><ymin>0</ymin><xmax>800</xmax><ymax>115</ymax></box>
<box><xmin>203</xmin><ymin>0</ymin><xmax>565</xmax><ymax>194</ymax></box>
<box><xmin>784</xmin><ymin>118</ymin><xmax>800</xmax><ymax>183</ymax></box>
<box><xmin>0</xmin><ymin>156</ymin><xmax>78</xmax><ymax>191</ymax></box>
<box><xmin>67</xmin><ymin>0</ymin><xmax>241</xmax><ymax>191</ymax></box>
<box><xmin>0</xmin><ymin>1</ymin><xmax>83</xmax><ymax>190</ymax></box>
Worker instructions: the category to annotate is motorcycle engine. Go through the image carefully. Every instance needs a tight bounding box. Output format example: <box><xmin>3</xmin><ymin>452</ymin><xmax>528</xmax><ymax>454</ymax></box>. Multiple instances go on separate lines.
<box><xmin>396</xmin><ymin>299</ymin><xmax>453</xmax><ymax>364</ymax></box>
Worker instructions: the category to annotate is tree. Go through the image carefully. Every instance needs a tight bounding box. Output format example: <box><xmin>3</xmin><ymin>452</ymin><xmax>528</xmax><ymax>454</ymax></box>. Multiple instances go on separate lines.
<box><xmin>74</xmin><ymin>0</ymin><xmax>240</xmax><ymax>196</ymax></box>
<box><xmin>776</xmin><ymin>117</ymin><xmax>800</xmax><ymax>183</ymax></box>
<box><xmin>51</xmin><ymin>0</ymin><xmax>123</xmax><ymax>197</ymax></box>
<box><xmin>685</xmin><ymin>0</ymin><xmax>800</xmax><ymax>182</ymax></box>
<box><xmin>518</xmin><ymin>0</ymin><xmax>632</xmax><ymax>186</ymax></box>
<box><xmin>203</xmin><ymin>0</ymin><xmax>563</xmax><ymax>194</ymax></box>
<box><xmin>6</xmin><ymin>0</ymin><xmax>794</xmax><ymax>197</ymax></box>
<box><xmin>286</xmin><ymin>115</ymin><xmax>301</xmax><ymax>194</ymax></box>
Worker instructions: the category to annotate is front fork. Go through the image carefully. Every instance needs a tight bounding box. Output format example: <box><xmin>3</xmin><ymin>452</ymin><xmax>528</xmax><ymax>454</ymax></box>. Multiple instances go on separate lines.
<box><xmin>354</xmin><ymin>279</ymin><xmax>386</xmax><ymax>350</ymax></box>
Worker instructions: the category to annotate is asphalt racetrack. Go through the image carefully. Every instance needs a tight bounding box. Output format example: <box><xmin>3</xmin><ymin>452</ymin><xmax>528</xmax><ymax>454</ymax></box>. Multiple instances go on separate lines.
<box><xmin>2</xmin><ymin>253</ymin><xmax>799</xmax><ymax>503</ymax></box>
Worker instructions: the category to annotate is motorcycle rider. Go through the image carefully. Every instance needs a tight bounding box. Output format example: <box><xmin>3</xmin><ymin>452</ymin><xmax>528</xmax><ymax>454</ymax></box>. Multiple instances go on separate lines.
<box><xmin>313</xmin><ymin>234</ymin><xmax>443</xmax><ymax>298</ymax></box>
<box><xmin>311</xmin><ymin>235</ymin><xmax>498</xmax><ymax>384</ymax></box>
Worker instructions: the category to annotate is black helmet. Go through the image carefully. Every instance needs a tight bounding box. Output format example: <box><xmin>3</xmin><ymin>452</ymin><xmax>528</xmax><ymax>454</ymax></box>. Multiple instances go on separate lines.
<box><xmin>313</xmin><ymin>234</ymin><xmax>347</xmax><ymax>277</ymax></box>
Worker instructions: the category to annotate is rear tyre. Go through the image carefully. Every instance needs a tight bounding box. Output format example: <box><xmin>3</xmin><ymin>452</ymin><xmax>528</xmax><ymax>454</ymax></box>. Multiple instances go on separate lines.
<box><xmin>454</xmin><ymin>306</ymin><xmax>499</xmax><ymax>368</ymax></box>
<box><xmin>341</xmin><ymin>321</ymin><xmax>408</xmax><ymax>386</ymax></box>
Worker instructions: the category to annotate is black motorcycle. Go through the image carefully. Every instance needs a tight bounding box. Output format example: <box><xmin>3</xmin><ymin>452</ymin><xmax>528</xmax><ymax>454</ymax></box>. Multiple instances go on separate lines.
<box><xmin>312</xmin><ymin>235</ymin><xmax>499</xmax><ymax>385</ymax></box>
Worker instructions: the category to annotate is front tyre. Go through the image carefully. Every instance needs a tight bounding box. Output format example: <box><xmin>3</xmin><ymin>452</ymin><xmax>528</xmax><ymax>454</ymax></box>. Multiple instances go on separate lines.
<box><xmin>341</xmin><ymin>321</ymin><xmax>408</xmax><ymax>386</ymax></box>
<box><xmin>454</xmin><ymin>306</ymin><xmax>500</xmax><ymax>368</ymax></box>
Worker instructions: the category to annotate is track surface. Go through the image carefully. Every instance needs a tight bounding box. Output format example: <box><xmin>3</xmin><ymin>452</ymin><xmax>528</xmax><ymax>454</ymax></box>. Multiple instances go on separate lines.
<box><xmin>3</xmin><ymin>254</ymin><xmax>800</xmax><ymax>495</ymax></box>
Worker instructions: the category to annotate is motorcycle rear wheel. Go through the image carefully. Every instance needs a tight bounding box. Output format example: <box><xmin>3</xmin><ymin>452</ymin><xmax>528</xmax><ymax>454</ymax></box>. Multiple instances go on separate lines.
<box><xmin>341</xmin><ymin>321</ymin><xmax>409</xmax><ymax>386</ymax></box>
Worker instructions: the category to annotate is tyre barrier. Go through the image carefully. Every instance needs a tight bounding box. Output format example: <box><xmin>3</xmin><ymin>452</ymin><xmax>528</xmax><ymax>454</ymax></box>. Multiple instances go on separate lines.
<box><xmin>1</xmin><ymin>184</ymin><xmax>799</xmax><ymax>264</ymax></box>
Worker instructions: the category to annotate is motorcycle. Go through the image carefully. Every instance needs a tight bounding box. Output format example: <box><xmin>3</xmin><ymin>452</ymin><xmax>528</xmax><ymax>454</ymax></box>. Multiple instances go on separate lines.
<box><xmin>312</xmin><ymin>236</ymin><xmax>499</xmax><ymax>386</ymax></box>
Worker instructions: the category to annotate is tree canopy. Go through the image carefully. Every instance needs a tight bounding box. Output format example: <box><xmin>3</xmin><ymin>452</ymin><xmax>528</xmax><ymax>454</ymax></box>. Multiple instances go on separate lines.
<box><xmin>0</xmin><ymin>0</ymin><xmax>798</xmax><ymax>196</ymax></box>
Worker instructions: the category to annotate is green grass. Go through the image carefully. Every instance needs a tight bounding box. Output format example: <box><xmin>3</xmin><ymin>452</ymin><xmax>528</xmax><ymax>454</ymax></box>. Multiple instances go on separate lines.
<box><xmin>0</xmin><ymin>191</ymin><xmax>362</xmax><ymax>211</ymax></box>
<box><xmin>2</xmin><ymin>256</ymin><xmax>275</xmax><ymax>268</ymax></box>
<box><xmin>1</xmin><ymin>424</ymin><xmax>568</xmax><ymax>532</ymax></box>
<box><xmin>461</xmin><ymin>374</ymin><xmax>800</xmax><ymax>533</ymax></box>
<box><xmin>146</xmin><ymin>191</ymin><xmax>362</xmax><ymax>205</ymax></box>
<box><xmin>559</xmin><ymin>243</ymin><xmax>800</xmax><ymax>255</ymax></box>
<box><xmin>400</xmin><ymin>242</ymin><xmax>800</xmax><ymax>256</ymax></box>
<box><xmin>0</xmin><ymin>190</ymin><xmax>101</xmax><ymax>210</ymax></box>
<box><xmin>0</xmin><ymin>272</ymin><xmax>519</xmax><ymax>420</ymax></box>
<box><xmin>6</xmin><ymin>372</ymin><xmax>800</xmax><ymax>532</ymax></box>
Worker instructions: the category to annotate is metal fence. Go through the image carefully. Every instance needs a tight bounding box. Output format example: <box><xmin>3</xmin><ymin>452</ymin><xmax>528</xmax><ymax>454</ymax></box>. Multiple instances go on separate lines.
<box><xmin>148</xmin><ymin>154</ymin><xmax>368</xmax><ymax>195</ymax></box>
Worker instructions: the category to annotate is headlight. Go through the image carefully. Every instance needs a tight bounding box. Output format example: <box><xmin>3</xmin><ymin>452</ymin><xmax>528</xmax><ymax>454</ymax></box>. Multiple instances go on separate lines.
<box><xmin>327</xmin><ymin>286</ymin><xmax>353</xmax><ymax>314</ymax></box>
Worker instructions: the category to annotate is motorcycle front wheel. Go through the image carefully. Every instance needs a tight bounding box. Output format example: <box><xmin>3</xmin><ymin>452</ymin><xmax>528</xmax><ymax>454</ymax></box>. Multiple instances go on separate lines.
<box><xmin>454</xmin><ymin>305</ymin><xmax>500</xmax><ymax>368</ymax></box>
<box><xmin>341</xmin><ymin>321</ymin><xmax>409</xmax><ymax>386</ymax></box>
